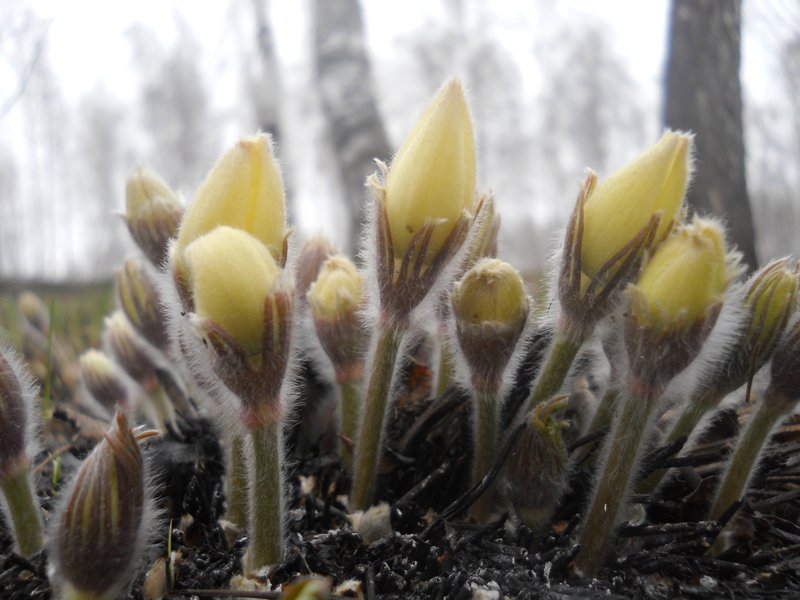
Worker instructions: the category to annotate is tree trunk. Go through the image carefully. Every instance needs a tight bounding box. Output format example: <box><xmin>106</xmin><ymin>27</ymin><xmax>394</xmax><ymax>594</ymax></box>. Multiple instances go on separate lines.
<box><xmin>312</xmin><ymin>0</ymin><xmax>391</xmax><ymax>253</ymax></box>
<box><xmin>664</xmin><ymin>0</ymin><xmax>758</xmax><ymax>270</ymax></box>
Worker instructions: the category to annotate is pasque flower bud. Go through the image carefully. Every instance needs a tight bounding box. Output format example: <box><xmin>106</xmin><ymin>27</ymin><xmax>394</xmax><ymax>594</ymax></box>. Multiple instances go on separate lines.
<box><xmin>295</xmin><ymin>235</ymin><xmax>337</xmax><ymax>305</ymax></box>
<box><xmin>80</xmin><ymin>349</ymin><xmax>130</xmax><ymax>410</ymax></box>
<box><xmin>185</xmin><ymin>225</ymin><xmax>282</xmax><ymax>365</ymax></box>
<box><xmin>452</xmin><ymin>258</ymin><xmax>529</xmax><ymax>392</ymax></box>
<box><xmin>52</xmin><ymin>412</ymin><xmax>156</xmax><ymax>600</ymax></box>
<box><xmin>172</xmin><ymin>134</ymin><xmax>288</xmax><ymax>293</ymax></box>
<box><xmin>581</xmin><ymin>131</ymin><xmax>691</xmax><ymax>278</ymax></box>
<box><xmin>628</xmin><ymin>217</ymin><xmax>732</xmax><ymax>335</ymax></box>
<box><xmin>124</xmin><ymin>168</ymin><xmax>183</xmax><ymax>268</ymax></box>
<box><xmin>384</xmin><ymin>79</ymin><xmax>476</xmax><ymax>263</ymax></box>
<box><xmin>0</xmin><ymin>346</ymin><xmax>43</xmax><ymax>557</ymax></box>
<box><xmin>117</xmin><ymin>258</ymin><xmax>170</xmax><ymax>353</ymax></box>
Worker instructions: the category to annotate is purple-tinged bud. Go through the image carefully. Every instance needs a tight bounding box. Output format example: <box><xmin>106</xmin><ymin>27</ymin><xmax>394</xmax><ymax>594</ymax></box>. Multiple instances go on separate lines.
<box><xmin>117</xmin><ymin>258</ymin><xmax>170</xmax><ymax>352</ymax></box>
<box><xmin>52</xmin><ymin>412</ymin><xmax>157</xmax><ymax>600</ymax></box>
<box><xmin>125</xmin><ymin>167</ymin><xmax>183</xmax><ymax>269</ymax></box>
<box><xmin>295</xmin><ymin>235</ymin><xmax>337</xmax><ymax>305</ymax></box>
<box><xmin>79</xmin><ymin>349</ymin><xmax>130</xmax><ymax>413</ymax></box>
<box><xmin>0</xmin><ymin>350</ymin><xmax>29</xmax><ymax>480</ymax></box>
<box><xmin>103</xmin><ymin>311</ymin><xmax>159</xmax><ymax>391</ymax></box>
<box><xmin>0</xmin><ymin>345</ymin><xmax>43</xmax><ymax>557</ymax></box>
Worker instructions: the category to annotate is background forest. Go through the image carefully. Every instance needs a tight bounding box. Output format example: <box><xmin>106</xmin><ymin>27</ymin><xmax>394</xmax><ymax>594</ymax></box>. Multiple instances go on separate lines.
<box><xmin>0</xmin><ymin>0</ymin><xmax>798</xmax><ymax>286</ymax></box>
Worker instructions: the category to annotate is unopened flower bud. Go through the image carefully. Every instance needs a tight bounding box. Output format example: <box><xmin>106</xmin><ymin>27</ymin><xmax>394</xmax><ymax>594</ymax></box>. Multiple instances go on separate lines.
<box><xmin>744</xmin><ymin>257</ymin><xmax>799</xmax><ymax>357</ymax></box>
<box><xmin>173</xmin><ymin>134</ymin><xmax>287</xmax><ymax>283</ymax></box>
<box><xmin>581</xmin><ymin>131</ymin><xmax>691</xmax><ymax>278</ymax></box>
<box><xmin>117</xmin><ymin>258</ymin><xmax>170</xmax><ymax>352</ymax></box>
<box><xmin>463</xmin><ymin>195</ymin><xmax>500</xmax><ymax>269</ymax></box>
<box><xmin>0</xmin><ymin>349</ymin><xmax>34</xmax><ymax>480</ymax></box>
<box><xmin>185</xmin><ymin>226</ymin><xmax>282</xmax><ymax>364</ymax></box>
<box><xmin>766</xmin><ymin>318</ymin><xmax>800</xmax><ymax>408</ymax></box>
<box><xmin>452</xmin><ymin>259</ymin><xmax>529</xmax><ymax>392</ymax></box>
<box><xmin>103</xmin><ymin>312</ymin><xmax>158</xmax><ymax>389</ymax></box>
<box><xmin>17</xmin><ymin>291</ymin><xmax>50</xmax><ymax>335</ymax></box>
<box><xmin>384</xmin><ymin>79</ymin><xmax>476</xmax><ymax>262</ymax></box>
<box><xmin>125</xmin><ymin>168</ymin><xmax>183</xmax><ymax>268</ymax></box>
<box><xmin>308</xmin><ymin>255</ymin><xmax>366</xmax><ymax>383</ymax></box>
<box><xmin>80</xmin><ymin>349</ymin><xmax>130</xmax><ymax>412</ymax></box>
<box><xmin>629</xmin><ymin>217</ymin><xmax>733</xmax><ymax>333</ymax></box>
<box><xmin>308</xmin><ymin>256</ymin><xmax>364</xmax><ymax>322</ymax></box>
<box><xmin>52</xmin><ymin>412</ymin><xmax>156</xmax><ymax>600</ymax></box>
<box><xmin>295</xmin><ymin>235</ymin><xmax>337</xmax><ymax>303</ymax></box>
<box><xmin>503</xmin><ymin>397</ymin><xmax>569</xmax><ymax>532</ymax></box>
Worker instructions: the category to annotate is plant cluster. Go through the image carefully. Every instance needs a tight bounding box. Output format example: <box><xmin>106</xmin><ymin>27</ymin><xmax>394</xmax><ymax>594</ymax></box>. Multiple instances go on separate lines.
<box><xmin>2</xmin><ymin>78</ymin><xmax>800</xmax><ymax>597</ymax></box>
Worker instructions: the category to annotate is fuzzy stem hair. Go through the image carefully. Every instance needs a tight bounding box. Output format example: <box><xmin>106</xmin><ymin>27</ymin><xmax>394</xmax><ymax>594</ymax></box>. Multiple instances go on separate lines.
<box><xmin>469</xmin><ymin>389</ymin><xmax>499</xmax><ymax>522</ymax></box>
<box><xmin>339</xmin><ymin>379</ymin><xmax>361</xmax><ymax>470</ymax></box>
<box><xmin>226</xmin><ymin>433</ymin><xmax>249</xmax><ymax>530</ymax></box>
<box><xmin>0</xmin><ymin>467</ymin><xmax>43</xmax><ymax>557</ymax></box>
<box><xmin>709</xmin><ymin>396</ymin><xmax>785</xmax><ymax>520</ymax></box>
<box><xmin>351</xmin><ymin>320</ymin><xmax>403</xmax><ymax>510</ymax></box>
<box><xmin>573</xmin><ymin>383</ymin><xmax>660</xmax><ymax>578</ymax></box>
<box><xmin>247</xmin><ymin>422</ymin><xmax>285</xmax><ymax>571</ymax></box>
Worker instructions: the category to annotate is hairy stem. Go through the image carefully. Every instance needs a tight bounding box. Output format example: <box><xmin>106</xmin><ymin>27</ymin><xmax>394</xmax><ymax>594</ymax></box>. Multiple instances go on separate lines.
<box><xmin>573</xmin><ymin>387</ymin><xmax>658</xmax><ymax>578</ymax></box>
<box><xmin>339</xmin><ymin>379</ymin><xmax>361</xmax><ymax>471</ymax></box>
<box><xmin>226</xmin><ymin>434</ymin><xmax>249</xmax><ymax>530</ymax></box>
<box><xmin>710</xmin><ymin>398</ymin><xmax>784</xmax><ymax>520</ymax></box>
<box><xmin>0</xmin><ymin>467</ymin><xmax>43</xmax><ymax>557</ymax></box>
<box><xmin>351</xmin><ymin>321</ymin><xmax>403</xmax><ymax>510</ymax></box>
<box><xmin>573</xmin><ymin>388</ymin><xmax>618</xmax><ymax>465</ymax></box>
<box><xmin>469</xmin><ymin>389</ymin><xmax>499</xmax><ymax>522</ymax></box>
<box><xmin>638</xmin><ymin>394</ymin><xmax>715</xmax><ymax>494</ymax></box>
<box><xmin>526</xmin><ymin>331</ymin><xmax>582</xmax><ymax>415</ymax></box>
<box><xmin>247</xmin><ymin>423</ymin><xmax>284</xmax><ymax>571</ymax></box>
<box><xmin>437</xmin><ymin>340</ymin><xmax>453</xmax><ymax>397</ymax></box>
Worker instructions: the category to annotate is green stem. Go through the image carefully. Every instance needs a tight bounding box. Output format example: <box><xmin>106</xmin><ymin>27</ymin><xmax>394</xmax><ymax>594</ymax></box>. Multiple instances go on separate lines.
<box><xmin>437</xmin><ymin>340</ymin><xmax>453</xmax><ymax>397</ymax></box>
<box><xmin>710</xmin><ymin>399</ymin><xmax>783</xmax><ymax>520</ymax></box>
<box><xmin>0</xmin><ymin>468</ymin><xmax>43</xmax><ymax>557</ymax></box>
<box><xmin>638</xmin><ymin>395</ymin><xmax>715</xmax><ymax>494</ymax></box>
<box><xmin>573</xmin><ymin>387</ymin><xmax>658</xmax><ymax>578</ymax></box>
<box><xmin>470</xmin><ymin>389</ymin><xmax>499</xmax><ymax>522</ymax></box>
<box><xmin>573</xmin><ymin>388</ymin><xmax>618</xmax><ymax>465</ymax></box>
<box><xmin>526</xmin><ymin>331</ymin><xmax>582</xmax><ymax>414</ymax></box>
<box><xmin>226</xmin><ymin>434</ymin><xmax>248</xmax><ymax>530</ymax></box>
<box><xmin>351</xmin><ymin>321</ymin><xmax>403</xmax><ymax>510</ymax></box>
<box><xmin>339</xmin><ymin>379</ymin><xmax>361</xmax><ymax>471</ymax></box>
<box><xmin>247</xmin><ymin>423</ymin><xmax>284</xmax><ymax>571</ymax></box>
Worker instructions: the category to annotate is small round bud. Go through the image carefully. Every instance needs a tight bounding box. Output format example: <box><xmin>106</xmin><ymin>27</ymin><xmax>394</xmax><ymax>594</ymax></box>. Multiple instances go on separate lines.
<box><xmin>452</xmin><ymin>259</ymin><xmax>528</xmax><ymax>327</ymax></box>
<box><xmin>308</xmin><ymin>256</ymin><xmax>364</xmax><ymax>322</ymax></box>
<box><xmin>125</xmin><ymin>168</ymin><xmax>183</xmax><ymax>267</ymax></box>
<box><xmin>581</xmin><ymin>131</ymin><xmax>691</xmax><ymax>278</ymax></box>
<box><xmin>629</xmin><ymin>217</ymin><xmax>734</xmax><ymax>332</ymax></box>
<box><xmin>452</xmin><ymin>259</ymin><xmax>529</xmax><ymax>392</ymax></box>
<box><xmin>744</xmin><ymin>257</ymin><xmax>799</xmax><ymax>354</ymax></box>
<box><xmin>766</xmin><ymin>318</ymin><xmax>800</xmax><ymax>406</ymax></box>
<box><xmin>184</xmin><ymin>226</ymin><xmax>283</xmax><ymax>363</ymax></box>
<box><xmin>384</xmin><ymin>79</ymin><xmax>476</xmax><ymax>262</ymax></box>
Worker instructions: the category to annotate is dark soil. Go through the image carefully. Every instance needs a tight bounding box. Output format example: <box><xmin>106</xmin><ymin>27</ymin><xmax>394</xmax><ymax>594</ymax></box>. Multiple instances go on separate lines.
<box><xmin>3</xmin><ymin>342</ymin><xmax>800</xmax><ymax>599</ymax></box>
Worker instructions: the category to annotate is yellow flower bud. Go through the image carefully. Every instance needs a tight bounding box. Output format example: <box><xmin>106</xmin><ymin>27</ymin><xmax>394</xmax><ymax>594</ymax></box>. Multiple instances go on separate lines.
<box><xmin>745</xmin><ymin>258</ymin><xmax>799</xmax><ymax>350</ymax></box>
<box><xmin>629</xmin><ymin>217</ymin><xmax>732</xmax><ymax>331</ymax></box>
<box><xmin>307</xmin><ymin>256</ymin><xmax>363</xmax><ymax>322</ymax></box>
<box><xmin>173</xmin><ymin>134</ymin><xmax>286</xmax><ymax>275</ymax></box>
<box><xmin>581</xmin><ymin>131</ymin><xmax>691</xmax><ymax>278</ymax></box>
<box><xmin>384</xmin><ymin>79</ymin><xmax>476</xmax><ymax>261</ymax></box>
<box><xmin>79</xmin><ymin>349</ymin><xmax>128</xmax><ymax>411</ymax></box>
<box><xmin>125</xmin><ymin>167</ymin><xmax>180</xmax><ymax>219</ymax></box>
<box><xmin>125</xmin><ymin>168</ymin><xmax>183</xmax><ymax>267</ymax></box>
<box><xmin>184</xmin><ymin>226</ymin><xmax>282</xmax><ymax>360</ymax></box>
<box><xmin>452</xmin><ymin>259</ymin><xmax>528</xmax><ymax>327</ymax></box>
